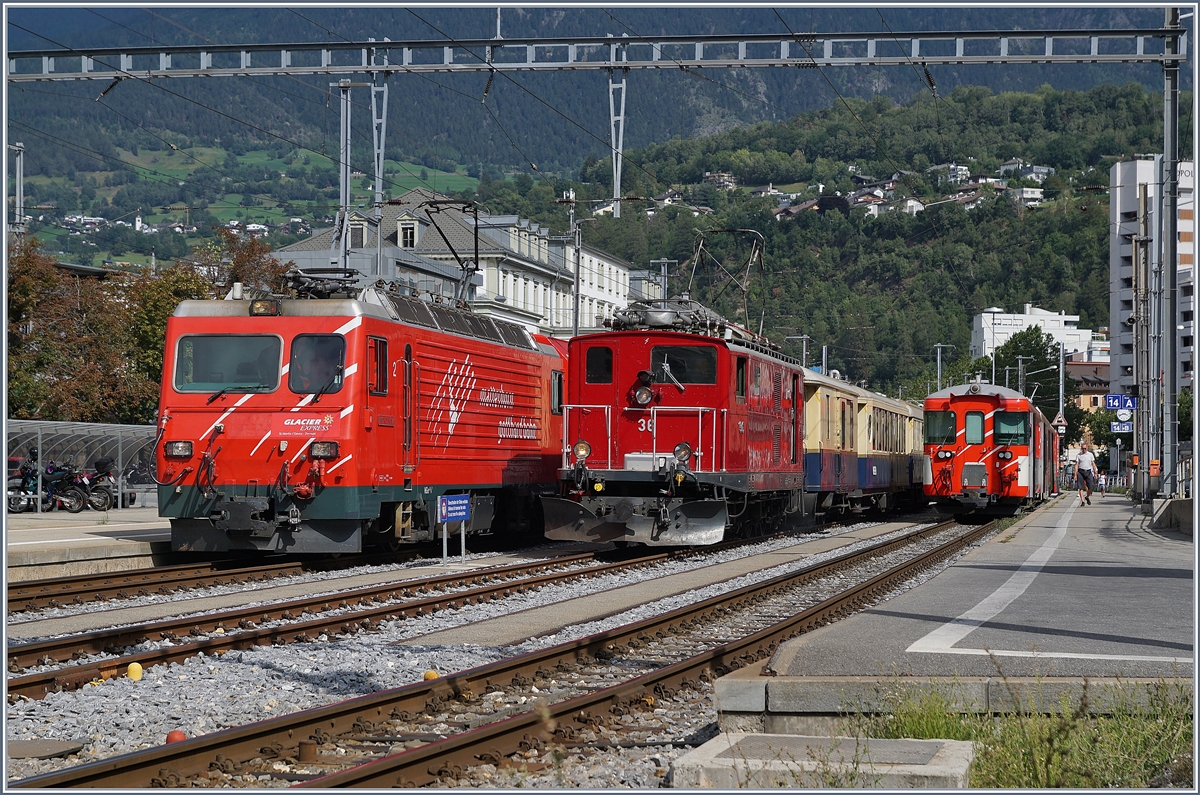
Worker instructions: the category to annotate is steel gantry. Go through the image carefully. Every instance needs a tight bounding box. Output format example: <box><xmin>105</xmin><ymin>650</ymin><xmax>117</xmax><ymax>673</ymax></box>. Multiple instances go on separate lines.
<box><xmin>7</xmin><ymin>27</ymin><xmax>1189</xmax><ymax>219</ymax></box>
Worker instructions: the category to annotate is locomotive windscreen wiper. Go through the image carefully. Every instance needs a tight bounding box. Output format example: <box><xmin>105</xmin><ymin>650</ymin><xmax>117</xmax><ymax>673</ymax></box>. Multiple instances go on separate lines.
<box><xmin>206</xmin><ymin>385</ymin><xmax>268</xmax><ymax>404</ymax></box>
<box><xmin>660</xmin><ymin>362</ymin><xmax>686</xmax><ymax>393</ymax></box>
<box><xmin>310</xmin><ymin>364</ymin><xmax>344</xmax><ymax>404</ymax></box>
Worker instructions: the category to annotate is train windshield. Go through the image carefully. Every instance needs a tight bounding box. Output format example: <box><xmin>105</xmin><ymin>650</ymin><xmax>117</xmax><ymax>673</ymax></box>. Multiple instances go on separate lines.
<box><xmin>995</xmin><ymin>412</ymin><xmax>1029</xmax><ymax>445</ymax></box>
<box><xmin>924</xmin><ymin>411</ymin><xmax>956</xmax><ymax>445</ymax></box>
<box><xmin>174</xmin><ymin>335</ymin><xmax>282</xmax><ymax>393</ymax></box>
<box><xmin>650</xmin><ymin>346</ymin><xmax>718</xmax><ymax>385</ymax></box>
<box><xmin>289</xmin><ymin>335</ymin><xmax>345</xmax><ymax>395</ymax></box>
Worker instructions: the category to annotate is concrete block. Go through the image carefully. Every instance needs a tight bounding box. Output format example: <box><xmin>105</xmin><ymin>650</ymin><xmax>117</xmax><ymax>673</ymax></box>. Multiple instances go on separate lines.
<box><xmin>713</xmin><ymin>665</ymin><xmax>767</xmax><ymax>712</ymax></box>
<box><xmin>985</xmin><ymin>677</ymin><xmax>1193</xmax><ymax>715</ymax></box>
<box><xmin>1151</xmin><ymin>497</ymin><xmax>1193</xmax><ymax>534</ymax></box>
<box><xmin>670</xmin><ymin>732</ymin><xmax>974</xmax><ymax>789</ymax></box>
<box><xmin>766</xmin><ymin>676</ymin><xmax>988</xmax><ymax>715</ymax></box>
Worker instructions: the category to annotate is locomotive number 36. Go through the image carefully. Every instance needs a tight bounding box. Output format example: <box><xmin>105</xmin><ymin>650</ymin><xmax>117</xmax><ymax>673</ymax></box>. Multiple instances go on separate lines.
<box><xmin>637</xmin><ymin>418</ymin><xmax>655</xmax><ymax>433</ymax></box>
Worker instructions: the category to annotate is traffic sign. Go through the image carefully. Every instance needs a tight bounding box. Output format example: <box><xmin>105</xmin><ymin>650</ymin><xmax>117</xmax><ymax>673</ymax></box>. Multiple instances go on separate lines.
<box><xmin>437</xmin><ymin>494</ymin><xmax>471</xmax><ymax>523</ymax></box>
<box><xmin>1116</xmin><ymin>409</ymin><xmax>1133</xmax><ymax>422</ymax></box>
<box><xmin>1105</xmin><ymin>394</ymin><xmax>1138</xmax><ymax>410</ymax></box>
<box><xmin>1111</xmin><ymin>421</ymin><xmax>1134</xmax><ymax>433</ymax></box>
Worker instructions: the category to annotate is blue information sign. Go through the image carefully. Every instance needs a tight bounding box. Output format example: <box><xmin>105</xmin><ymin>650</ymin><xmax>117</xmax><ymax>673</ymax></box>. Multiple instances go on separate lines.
<box><xmin>437</xmin><ymin>494</ymin><xmax>471</xmax><ymax>523</ymax></box>
<box><xmin>1105</xmin><ymin>394</ymin><xmax>1138</xmax><ymax>410</ymax></box>
<box><xmin>1110</xmin><ymin>421</ymin><xmax>1134</xmax><ymax>433</ymax></box>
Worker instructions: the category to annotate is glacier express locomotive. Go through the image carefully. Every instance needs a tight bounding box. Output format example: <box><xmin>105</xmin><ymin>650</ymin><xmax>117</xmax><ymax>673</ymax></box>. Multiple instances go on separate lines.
<box><xmin>923</xmin><ymin>380</ymin><xmax>1059</xmax><ymax>517</ymax></box>
<box><xmin>541</xmin><ymin>297</ymin><xmax>925</xmax><ymax>546</ymax></box>
<box><xmin>156</xmin><ymin>271</ymin><xmax>566</xmax><ymax>553</ymax></box>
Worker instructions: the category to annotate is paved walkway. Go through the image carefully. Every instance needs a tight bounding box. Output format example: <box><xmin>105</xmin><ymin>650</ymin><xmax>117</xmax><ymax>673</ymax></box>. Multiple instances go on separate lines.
<box><xmin>767</xmin><ymin>494</ymin><xmax>1194</xmax><ymax>680</ymax></box>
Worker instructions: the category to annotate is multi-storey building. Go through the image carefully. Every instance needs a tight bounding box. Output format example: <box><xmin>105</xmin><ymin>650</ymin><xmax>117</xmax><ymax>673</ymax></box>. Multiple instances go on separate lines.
<box><xmin>1109</xmin><ymin>159</ymin><xmax>1195</xmax><ymax>392</ymax></box>
<box><xmin>278</xmin><ymin>188</ymin><xmax>631</xmax><ymax>336</ymax></box>
<box><xmin>970</xmin><ymin>304</ymin><xmax>1098</xmax><ymax>360</ymax></box>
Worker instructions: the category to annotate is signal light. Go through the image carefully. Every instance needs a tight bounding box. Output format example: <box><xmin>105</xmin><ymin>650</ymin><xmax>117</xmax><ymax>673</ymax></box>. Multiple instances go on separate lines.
<box><xmin>634</xmin><ymin>386</ymin><xmax>654</xmax><ymax>406</ymax></box>
<box><xmin>673</xmin><ymin>442</ymin><xmax>693</xmax><ymax>463</ymax></box>
<box><xmin>572</xmin><ymin>440</ymin><xmax>592</xmax><ymax>461</ymax></box>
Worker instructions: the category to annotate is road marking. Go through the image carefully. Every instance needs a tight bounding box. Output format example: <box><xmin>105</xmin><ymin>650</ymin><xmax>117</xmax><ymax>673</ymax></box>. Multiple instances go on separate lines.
<box><xmin>6</xmin><ymin>522</ymin><xmax>159</xmax><ymax>533</ymax></box>
<box><xmin>906</xmin><ymin>503</ymin><xmax>1192</xmax><ymax>663</ymax></box>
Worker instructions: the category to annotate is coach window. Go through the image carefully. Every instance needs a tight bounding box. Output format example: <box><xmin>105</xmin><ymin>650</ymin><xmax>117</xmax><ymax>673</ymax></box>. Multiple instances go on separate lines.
<box><xmin>585</xmin><ymin>346</ymin><xmax>613</xmax><ymax>384</ymax></box>
<box><xmin>965</xmin><ymin>411</ymin><xmax>985</xmax><ymax>445</ymax></box>
<box><xmin>924</xmin><ymin>411</ymin><xmax>955</xmax><ymax>445</ymax></box>
<box><xmin>551</xmin><ymin>370</ymin><xmax>564</xmax><ymax>415</ymax></box>
<box><xmin>735</xmin><ymin>357</ymin><xmax>747</xmax><ymax>401</ymax></box>
<box><xmin>995</xmin><ymin>412</ymin><xmax>1029</xmax><ymax>445</ymax></box>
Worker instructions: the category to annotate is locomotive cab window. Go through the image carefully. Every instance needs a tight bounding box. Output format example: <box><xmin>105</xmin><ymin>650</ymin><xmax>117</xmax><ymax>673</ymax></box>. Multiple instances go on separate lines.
<box><xmin>585</xmin><ymin>347</ymin><xmax>613</xmax><ymax>384</ymax></box>
<box><xmin>925</xmin><ymin>411</ymin><xmax>956</xmax><ymax>445</ymax></box>
<box><xmin>551</xmin><ymin>370</ymin><xmax>564</xmax><ymax>415</ymax></box>
<box><xmin>651</xmin><ymin>346</ymin><xmax>717</xmax><ymax>385</ymax></box>
<box><xmin>289</xmin><ymin>334</ymin><xmax>346</xmax><ymax>395</ymax></box>
<box><xmin>965</xmin><ymin>411</ymin><xmax>985</xmax><ymax>445</ymax></box>
<box><xmin>995</xmin><ymin>412</ymin><xmax>1029</xmax><ymax>445</ymax></box>
<box><xmin>174</xmin><ymin>335</ymin><xmax>282</xmax><ymax>393</ymax></box>
<box><xmin>368</xmin><ymin>337</ymin><xmax>388</xmax><ymax>395</ymax></box>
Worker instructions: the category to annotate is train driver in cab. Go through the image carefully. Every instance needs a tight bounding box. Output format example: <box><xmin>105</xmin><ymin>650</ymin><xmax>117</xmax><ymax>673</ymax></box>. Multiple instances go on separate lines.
<box><xmin>290</xmin><ymin>336</ymin><xmax>344</xmax><ymax>395</ymax></box>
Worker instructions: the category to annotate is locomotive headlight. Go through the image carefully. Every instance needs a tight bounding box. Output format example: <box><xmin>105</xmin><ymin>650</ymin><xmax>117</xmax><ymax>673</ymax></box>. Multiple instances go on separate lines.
<box><xmin>634</xmin><ymin>386</ymin><xmax>654</xmax><ymax>406</ymax></box>
<box><xmin>310</xmin><ymin>441</ymin><xmax>340</xmax><ymax>460</ymax></box>
<box><xmin>998</xmin><ymin>450</ymin><xmax>1013</xmax><ymax>460</ymax></box>
<box><xmin>673</xmin><ymin>442</ymin><xmax>693</xmax><ymax>463</ymax></box>
<box><xmin>937</xmin><ymin>450</ymin><xmax>953</xmax><ymax>460</ymax></box>
<box><xmin>249</xmin><ymin>299</ymin><xmax>281</xmax><ymax>316</ymax></box>
<box><xmin>572</xmin><ymin>440</ymin><xmax>592</xmax><ymax>461</ymax></box>
<box><xmin>164</xmin><ymin>441</ymin><xmax>193</xmax><ymax>458</ymax></box>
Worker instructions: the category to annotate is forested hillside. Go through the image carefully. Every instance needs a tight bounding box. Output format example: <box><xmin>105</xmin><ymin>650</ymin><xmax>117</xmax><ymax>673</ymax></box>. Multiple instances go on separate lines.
<box><xmin>9</xmin><ymin>7</ymin><xmax>1187</xmax><ymax>178</ymax></box>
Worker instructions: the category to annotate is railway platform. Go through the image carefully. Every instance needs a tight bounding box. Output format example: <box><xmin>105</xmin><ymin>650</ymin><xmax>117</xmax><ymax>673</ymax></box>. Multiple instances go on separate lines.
<box><xmin>5</xmin><ymin>504</ymin><xmax>173</xmax><ymax>582</ymax></box>
<box><xmin>713</xmin><ymin>492</ymin><xmax>1194</xmax><ymax>735</ymax></box>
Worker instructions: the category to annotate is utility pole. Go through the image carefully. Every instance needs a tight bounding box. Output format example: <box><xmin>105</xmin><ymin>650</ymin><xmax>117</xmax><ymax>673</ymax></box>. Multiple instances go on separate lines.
<box><xmin>1016</xmin><ymin>355</ymin><xmax>1033</xmax><ymax>395</ymax></box>
<box><xmin>329</xmin><ymin>80</ymin><xmax>369</xmax><ymax>272</ymax></box>
<box><xmin>1058</xmin><ymin>342</ymin><xmax>1065</xmax><ymax>420</ymax></box>
<box><xmin>648</xmin><ymin>258</ymin><xmax>676</xmax><ymax>302</ymax></box>
<box><xmin>369</xmin><ymin>39</ymin><xmax>390</xmax><ymax>278</ymax></box>
<box><xmin>1135</xmin><ymin>182</ymin><xmax>1152</xmax><ymax>502</ymax></box>
<box><xmin>822</xmin><ymin>345</ymin><xmax>828</xmax><ymax>376</ymax></box>
<box><xmin>8</xmin><ymin>142</ymin><xmax>24</xmax><ymax>236</ymax></box>
<box><xmin>933</xmin><ymin>343</ymin><xmax>955</xmax><ymax>391</ymax></box>
<box><xmin>785</xmin><ymin>335</ymin><xmax>811</xmax><ymax>368</ymax></box>
<box><xmin>1161</xmin><ymin>6</ymin><xmax>1181</xmax><ymax>497</ymax></box>
<box><xmin>1004</xmin><ymin>366</ymin><xmax>1016</xmax><ymax>389</ymax></box>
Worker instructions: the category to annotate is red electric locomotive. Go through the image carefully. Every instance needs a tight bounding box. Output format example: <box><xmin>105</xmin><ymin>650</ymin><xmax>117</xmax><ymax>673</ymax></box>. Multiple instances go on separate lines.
<box><xmin>923</xmin><ymin>379</ymin><xmax>1059</xmax><ymax>517</ymax></box>
<box><xmin>157</xmin><ymin>271</ymin><xmax>566</xmax><ymax>553</ymax></box>
<box><xmin>542</xmin><ymin>297</ymin><xmax>805</xmax><ymax>545</ymax></box>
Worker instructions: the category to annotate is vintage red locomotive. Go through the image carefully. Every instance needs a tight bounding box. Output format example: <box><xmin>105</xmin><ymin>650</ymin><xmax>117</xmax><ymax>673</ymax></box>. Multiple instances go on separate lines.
<box><xmin>923</xmin><ymin>380</ymin><xmax>1059</xmax><ymax>517</ymax></box>
<box><xmin>542</xmin><ymin>297</ymin><xmax>809</xmax><ymax>545</ymax></box>
<box><xmin>156</xmin><ymin>270</ymin><xmax>565</xmax><ymax>553</ymax></box>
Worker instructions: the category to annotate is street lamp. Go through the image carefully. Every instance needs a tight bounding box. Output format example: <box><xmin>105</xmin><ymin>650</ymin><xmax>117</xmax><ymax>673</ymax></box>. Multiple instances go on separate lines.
<box><xmin>983</xmin><ymin>306</ymin><xmax>1005</xmax><ymax>385</ymax></box>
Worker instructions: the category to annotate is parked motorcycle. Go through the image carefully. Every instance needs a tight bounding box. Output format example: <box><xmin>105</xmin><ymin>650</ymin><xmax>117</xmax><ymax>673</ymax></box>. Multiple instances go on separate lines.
<box><xmin>74</xmin><ymin>459</ymin><xmax>114</xmax><ymax>512</ymax></box>
<box><xmin>6</xmin><ymin>451</ymin><xmax>87</xmax><ymax>513</ymax></box>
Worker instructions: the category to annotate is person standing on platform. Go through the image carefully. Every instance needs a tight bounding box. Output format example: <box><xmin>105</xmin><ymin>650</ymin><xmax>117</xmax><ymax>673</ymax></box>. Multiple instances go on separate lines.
<box><xmin>1075</xmin><ymin>444</ymin><xmax>1096</xmax><ymax>506</ymax></box>
<box><xmin>1097</xmin><ymin>471</ymin><xmax>1107</xmax><ymax>497</ymax></box>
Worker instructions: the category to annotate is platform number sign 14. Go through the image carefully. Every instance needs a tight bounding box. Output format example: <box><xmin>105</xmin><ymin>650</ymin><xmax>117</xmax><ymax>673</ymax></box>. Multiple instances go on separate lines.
<box><xmin>1105</xmin><ymin>394</ymin><xmax>1138</xmax><ymax>411</ymax></box>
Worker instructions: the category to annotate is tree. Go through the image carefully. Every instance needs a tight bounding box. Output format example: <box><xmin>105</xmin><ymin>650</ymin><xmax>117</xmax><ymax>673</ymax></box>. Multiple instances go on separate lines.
<box><xmin>992</xmin><ymin>327</ymin><xmax>1084</xmax><ymax>441</ymax></box>
<box><xmin>7</xmin><ymin>237</ymin><xmax>157</xmax><ymax>423</ymax></box>
<box><xmin>127</xmin><ymin>264</ymin><xmax>212</xmax><ymax>390</ymax></box>
<box><xmin>188</xmin><ymin>227</ymin><xmax>293</xmax><ymax>297</ymax></box>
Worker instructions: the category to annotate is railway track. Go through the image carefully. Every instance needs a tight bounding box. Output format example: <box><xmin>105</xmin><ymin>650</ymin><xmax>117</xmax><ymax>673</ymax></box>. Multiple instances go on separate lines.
<box><xmin>7</xmin><ymin>561</ymin><xmax>305</xmax><ymax>613</ymax></box>
<box><xmin>7</xmin><ymin>526</ymin><xmax>812</xmax><ymax>699</ymax></box>
<box><xmin>11</xmin><ymin>519</ymin><xmax>990</xmax><ymax>788</ymax></box>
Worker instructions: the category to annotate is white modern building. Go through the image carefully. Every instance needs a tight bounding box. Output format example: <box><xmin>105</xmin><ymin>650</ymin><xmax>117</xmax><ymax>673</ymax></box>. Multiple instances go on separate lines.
<box><xmin>970</xmin><ymin>304</ymin><xmax>1099</xmax><ymax>360</ymax></box>
<box><xmin>1109</xmin><ymin>158</ymin><xmax>1195</xmax><ymax>392</ymax></box>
